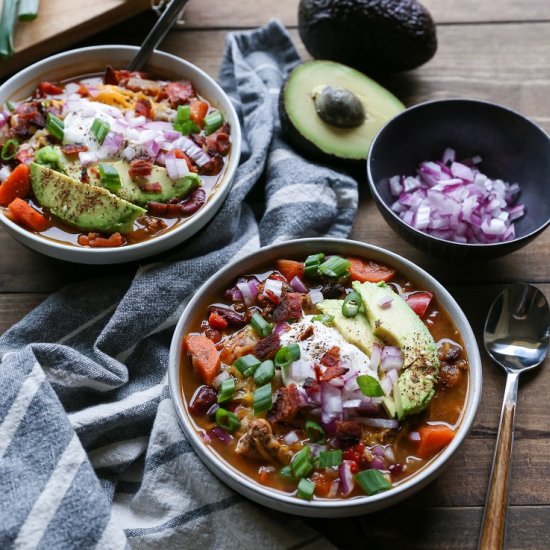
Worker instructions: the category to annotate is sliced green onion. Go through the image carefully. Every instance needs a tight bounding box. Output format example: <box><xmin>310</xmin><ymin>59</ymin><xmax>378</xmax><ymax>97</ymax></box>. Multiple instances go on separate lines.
<box><xmin>1</xmin><ymin>139</ymin><xmax>18</xmax><ymax>161</ymax></box>
<box><xmin>233</xmin><ymin>354</ymin><xmax>260</xmax><ymax>376</ymax></box>
<box><xmin>217</xmin><ymin>378</ymin><xmax>236</xmax><ymax>404</ymax></box>
<box><xmin>305</xmin><ymin>420</ymin><xmax>325</xmax><ymax>443</ymax></box>
<box><xmin>318</xmin><ymin>256</ymin><xmax>351</xmax><ymax>278</ymax></box>
<box><xmin>305</xmin><ymin>253</ymin><xmax>325</xmax><ymax>266</ymax></box>
<box><xmin>91</xmin><ymin>118</ymin><xmax>110</xmax><ymax>144</ymax></box>
<box><xmin>6</xmin><ymin>100</ymin><xmax>15</xmax><ymax>112</ymax></box>
<box><xmin>215</xmin><ymin>407</ymin><xmax>241</xmax><ymax>432</ymax></box>
<box><xmin>318</xmin><ymin>449</ymin><xmax>342</xmax><ymax>469</ymax></box>
<box><xmin>274</xmin><ymin>343</ymin><xmax>301</xmax><ymax>369</ymax></box>
<box><xmin>357</xmin><ymin>374</ymin><xmax>384</xmax><ymax>398</ymax></box>
<box><xmin>291</xmin><ymin>446</ymin><xmax>313</xmax><ymax>479</ymax></box>
<box><xmin>175</xmin><ymin>104</ymin><xmax>191</xmax><ymax>123</ymax></box>
<box><xmin>175</xmin><ymin>120</ymin><xmax>200</xmax><ymax>136</ymax></box>
<box><xmin>355</xmin><ymin>469</ymin><xmax>391</xmax><ymax>495</ymax></box>
<box><xmin>18</xmin><ymin>0</ymin><xmax>40</xmax><ymax>21</ymax></box>
<box><xmin>204</xmin><ymin>111</ymin><xmax>224</xmax><ymax>135</ymax></box>
<box><xmin>35</xmin><ymin>146</ymin><xmax>65</xmax><ymax>173</ymax></box>
<box><xmin>253</xmin><ymin>383</ymin><xmax>273</xmax><ymax>415</ymax></box>
<box><xmin>278</xmin><ymin>465</ymin><xmax>293</xmax><ymax>480</ymax></box>
<box><xmin>254</xmin><ymin>360</ymin><xmax>275</xmax><ymax>386</ymax></box>
<box><xmin>250</xmin><ymin>312</ymin><xmax>273</xmax><ymax>338</ymax></box>
<box><xmin>98</xmin><ymin>163</ymin><xmax>121</xmax><ymax>193</ymax></box>
<box><xmin>297</xmin><ymin>478</ymin><xmax>315</xmax><ymax>501</ymax></box>
<box><xmin>46</xmin><ymin>113</ymin><xmax>64</xmax><ymax>141</ymax></box>
<box><xmin>342</xmin><ymin>291</ymin><xmax>362</xmax><ymax>318</ymax></box>
<box><xmin>312</xmin><ymin>314</ymin><xmax>334</xmax><ymax>326</ymax></box>
<box><xmin>0</xmin><ymin>0</ymin><xmax>17</xmax><ymax>59</ymax></box>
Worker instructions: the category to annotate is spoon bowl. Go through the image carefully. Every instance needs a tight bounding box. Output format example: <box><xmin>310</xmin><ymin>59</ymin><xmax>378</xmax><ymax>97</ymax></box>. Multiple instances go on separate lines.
<box><xmin>479</xmin><ymin>284</ymin><xmax>550</xmax><ymax>549</ymax></box>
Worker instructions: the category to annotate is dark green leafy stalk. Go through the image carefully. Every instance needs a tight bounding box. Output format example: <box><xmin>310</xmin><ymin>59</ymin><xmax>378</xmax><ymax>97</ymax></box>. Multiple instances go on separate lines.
<box><xmin>176</xmin><ymin>120</ymin><xmax>200</xmax><ymax>136</ymax></box>
<box><xmin>250</xmin><ymin>312</ymin><xmax>273</xmax><ymax>337</ymax></box>
<box><xmin>318</xmin><ymin>256</ymin><xmax>351</xmax><ymax>278</ymax></box>
<box><xmin>304</xmin><ymin>253</ymin><xmax>325</xmax><ymax>278</ymax></box>
<box><xmin>98</xmin><ymin>164</ymin><xmax>121</xmax><ymax>193</ymax></box>
<box><xmin>217</xmin><ymin>378</ymin><xmax>236</xmax><ymax>404</ymax></box>
<box><xmin>355</xmin><ymin>469</ymin><xmax>392</xmax><ymax>495</ymax></box>
<box><xmin>297</xmin><ymin>478</ymin><xmax>315</xmax><ymax>500</ymax></box>
<box><xmin>342</xmin><ymin>291</ymin><xmax>362</xmax><ymax>318</ymax></box>
<box><xmin>253</xmin><ymin>360</ymin><xmax>275</xmax><ymax>386</ymax></box>
<box><xmin>253</xmin><ymin>384</ymin><xmax>273</xmax><ymax>415</ymax></box>
<box><xmin>0</xmin><ymin>0</ymin><xmax>17</xmax><ymax>59</ymax></box>
<box><xmin>1</xmin><ymin>139</ymin><xmax>19</xmax><ymax>161</ymax></box>
<box><xmin>318</xmin><ymin>449</ymin><xmax>343</xmax><ymax>468</ymax></box>
<box><xmin>18</xmin><ymin>0</ymin><xmax>40</xmax><ymax>21</ymax></box>
<box><xmin>305</xmin><ymin>420</ymin><xmax>326</xmax><ymax>443</ymax></box>
<box><xmin>357</xmin><ymin>374</ymin><xmax>384</xmax><ymax>397</ymax></box>
<box><xmin>215</xmin><ymin>408</ymin><xmax>241</xmax><ymax>432</ymax></box>
<box><xmin>291</xmin><ymin>446</ymin><xmax>313</xmax><ymax>479</ymax></box>
<box><xmin>204</xmin><ymin>111</ymin><xmax>224</xmax><ymax>135</ymax></box>
<box><xmin>91</xmin><ymin>118</ymin><xmax>110</xmax><ymax>144</ymax></box>
<box><xmin>46</xmin><ymin>113</ymin><xmax>64</xmax><ymax>141</ymax></box>
<box><xmin>233</xmin><ymin>354</ymin><xmax>260</xmax><ymax>375</ymax></box>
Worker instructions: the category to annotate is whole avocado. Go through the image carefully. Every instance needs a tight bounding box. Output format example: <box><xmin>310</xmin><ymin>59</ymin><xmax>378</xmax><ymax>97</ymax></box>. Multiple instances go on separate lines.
<box><xmin>298</xmin><ymin>0</ymin><xmax>437</xmax><ymax>74</ymax></box>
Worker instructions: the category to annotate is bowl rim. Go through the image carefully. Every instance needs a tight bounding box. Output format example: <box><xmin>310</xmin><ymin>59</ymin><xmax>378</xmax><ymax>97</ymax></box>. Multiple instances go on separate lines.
<box><xmin>168</xmin><ymin>237</ymin><xmax>483</xmax><ymax>515</ymax></box>
<box><xmin>366</xmin><ymin>97</ymin><xmax>550</xmax><ymax>249</ymax></box>
<box><xmin>0</xmin><ymin>44</ymin><xmax>242</xmax><ymax>261</ymax></box>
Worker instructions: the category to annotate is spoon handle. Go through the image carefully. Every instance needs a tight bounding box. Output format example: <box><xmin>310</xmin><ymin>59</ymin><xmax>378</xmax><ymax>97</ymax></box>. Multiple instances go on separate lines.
<box><xmin>479</xmin><ymin>370</ymin><xmax>519</xmax><ymax>550</ymax></box>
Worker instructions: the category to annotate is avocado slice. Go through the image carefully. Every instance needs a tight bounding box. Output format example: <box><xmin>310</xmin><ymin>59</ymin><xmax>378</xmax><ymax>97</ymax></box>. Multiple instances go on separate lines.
<box><xmin>298</xmin><ymin>0</ymin><xmax>437</xmax><ymax>74</ymax></box>
<box><xmin>353</xmin><ymin>281</ymin><xmax>439</xmax><ymax>419</ymax></box>
<box><xmin>317</xmin><ymin>299</ymin><xmax>383</xmax><ymax>356</ymax></box>
<box><xmin>279</xmin><ymin>61</ymin><xmax>404</xmax><ymax>162</ymax></box>
<box><xmin>90</xmin><ymin>161</ymin><xmax>201</xmax><ymax>206</ymax></box>
<box><xmin>30</xmin><ymin>163</ymin><xmax>145</xmax><ymax>234</ymax></box>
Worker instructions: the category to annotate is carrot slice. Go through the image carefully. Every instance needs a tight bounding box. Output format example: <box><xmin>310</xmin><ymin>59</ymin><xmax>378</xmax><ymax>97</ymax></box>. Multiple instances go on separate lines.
<box><xmin>276</xmin><ymin>259</ymin><xmax>305</xmax><ymax>282</ymax></box>
<box><xmin>0</xmin><ymin>164</ymin><xmax>31</xmax><ymax>206</ymax></box>
<box><xmin>415</xmin><ymin>425</ymin><xmax>456</xmax><ymax>459</ymax></box>
<box><xmin>348</xmin><ymin>257</ymin><xmax>396</xmax><ymax>283</ymax></box>
<box><xmin>184</xmin><ymin>334</ymin><xmax>221</xmax><ymax>385</ymax></box>
<box><xmin>7</xmin><ymin>198</ymin><xmax>49</xmax><ymax>232</ymax></box>
<box><xmin>190</xmin><ymin>100</ymin><xmax>209</xmax><ymax>127</ymax></box>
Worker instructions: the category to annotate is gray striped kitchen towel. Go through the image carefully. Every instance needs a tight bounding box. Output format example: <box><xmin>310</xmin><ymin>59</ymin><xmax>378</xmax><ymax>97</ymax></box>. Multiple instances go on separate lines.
<box><xmin>0</xmin><ymin>20</ymin><xmax>357</xmax><ymax>549</ymax></box>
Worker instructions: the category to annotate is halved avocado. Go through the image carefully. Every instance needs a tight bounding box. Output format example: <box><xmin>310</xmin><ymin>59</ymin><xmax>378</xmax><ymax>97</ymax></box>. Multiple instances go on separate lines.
<box><xmin>279</xmin><ymin>61</ymin><xmax>404</xmax><ymax>162</ymax></box>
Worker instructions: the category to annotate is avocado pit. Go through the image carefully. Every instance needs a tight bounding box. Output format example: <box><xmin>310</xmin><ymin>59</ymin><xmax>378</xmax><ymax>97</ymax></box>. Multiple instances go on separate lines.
<box><xmin>313</xmin><ymin>85</ymin><xmax>365</xmax><ymax>128</ymax></box>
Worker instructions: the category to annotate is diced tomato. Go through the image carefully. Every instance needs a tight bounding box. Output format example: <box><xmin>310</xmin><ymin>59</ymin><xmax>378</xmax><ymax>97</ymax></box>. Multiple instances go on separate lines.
<box><xmin>348</xmin><ymin>257</ymin><xmax>396</xmax><ymax>283</ymax></box>
<box><xmin>405</xmin><ymin>291</ymin><xmax>433</xmax><ymax>318</ymax></box>
<box><xmin>37</xmin><ymin>81</ymin><xmax>64</xmax><ymax>96</ymax></box>
<box><xmin>311</xmin><ymin>471</ymin><xmax>333</xmax><ymax>497</ymax></box>
<box><xmin>276</xmin><ymin>259</ymin><xmax>304</xmax><ymax>282</ymax></box>
<box><xmin>342</xmin><ymin>442</ymin><xmax>365</xmax><ymax>464</ymax></box>
<box><xmin>208</xmin><ymin>312</ymin><xmax>228</xmax><ymax>331</ymax></box>
<box><xmin>348</xmin><ymin>461</ymin><xmax>359</xmax><ymax>474</ymax></box>
<box><xmin>77</xmin><ymin>232</ymin><xmax>125</xmax><ymax>248</ymax></box>
<box><xmin>190</xmin><ymin>100</ymin><xmax>209</xmax><ymax>127</ymax></box>
<box><xmin>414</xmin><ymin>424</ymin><xmax>456</xmax><ymax>459</ymax></box>
<box><xmin>173</xmin><ymin>149</ymin><xmax>198</xmax><ymax>172</ymax></box>
<box><xmin>184</xmin><ymin>334</ymin><xmax>221</xmax><ymax>385</ymax></box>
<box><xmin>0</xmin><ymin>164</ymin><xmax>31</xmax><ymax>206</ymax></box>
<box><xmin>6</xmin><ymin>198</ymin><xmax>49</xmax><ymax>232</ymax></box>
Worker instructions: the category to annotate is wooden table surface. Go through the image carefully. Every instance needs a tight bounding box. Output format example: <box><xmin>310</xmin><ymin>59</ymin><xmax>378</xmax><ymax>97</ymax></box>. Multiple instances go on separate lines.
<box><xmin>1</xmin><ymin>1</ymin><xmax>549</xmax><ymax>548</ymax></box>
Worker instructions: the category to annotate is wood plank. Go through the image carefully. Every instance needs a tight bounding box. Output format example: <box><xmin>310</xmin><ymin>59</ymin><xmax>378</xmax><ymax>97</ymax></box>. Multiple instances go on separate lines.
<box><xmin>0</xmin><ymin>0</ymin><xmax>151</xmax><ymax>78</ymax></box>
<box><xmin>182</xmin><ymin>0</ymin><xmax>550</xmax><ymax>28</ymax></box>
<box><xmin>306</xmin><ymin>506</ymin><xmax>550</xmax><ymax>550</ymax></box>
<box><xmin>0</xmin><ymin>293</ymin><xmax>47</xmax><ymax>333</ymax></box>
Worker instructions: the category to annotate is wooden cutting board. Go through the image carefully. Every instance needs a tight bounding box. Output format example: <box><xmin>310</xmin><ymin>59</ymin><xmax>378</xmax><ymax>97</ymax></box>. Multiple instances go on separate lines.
<box><xmin>0</xmin><ymin>0</ymin><xmax>151</xmax><ymax>79</ymax></box>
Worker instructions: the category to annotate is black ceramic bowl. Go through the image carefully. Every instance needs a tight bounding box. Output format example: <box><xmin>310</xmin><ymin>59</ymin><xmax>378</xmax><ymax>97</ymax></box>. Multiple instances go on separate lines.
<box><xmin>367</xmin><ymin>99</ymin><xmax>550</xmax><ymax>260</ymax></box>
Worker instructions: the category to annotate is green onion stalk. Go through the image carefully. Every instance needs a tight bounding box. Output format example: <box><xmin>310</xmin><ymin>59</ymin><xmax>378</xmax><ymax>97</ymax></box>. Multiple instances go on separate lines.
<box><xmin>0</xmin><ymin>0</ymin><xmax>18</xmax><ymax>59</ymax></box>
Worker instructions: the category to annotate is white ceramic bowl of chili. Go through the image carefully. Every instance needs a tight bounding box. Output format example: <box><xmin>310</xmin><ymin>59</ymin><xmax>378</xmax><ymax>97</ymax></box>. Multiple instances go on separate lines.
<box><xmin>168</xmin><ymin>238</ymin><xmax>483</xmax><ymax>517</ymax></box>
<box><xmin>0</xmin><ymin>45</ymin><xmax>241</xmax><ymax>264</ymax></box>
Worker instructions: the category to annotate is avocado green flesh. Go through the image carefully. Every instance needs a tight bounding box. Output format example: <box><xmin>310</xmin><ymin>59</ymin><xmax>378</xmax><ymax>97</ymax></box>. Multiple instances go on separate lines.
<box><xmin>317</xmin><ymin>299</ymin><xmax>382</xmax><ymax>355</ymax></box>
<box><xmin>30</xmin><ymin>163</ymin><xmax>145</xmax><ymax>234</ymax></box>
<box><xmin>282</xmin><ymin>61</ymin><xmax>404</xmax><ymax>160</ymax></box>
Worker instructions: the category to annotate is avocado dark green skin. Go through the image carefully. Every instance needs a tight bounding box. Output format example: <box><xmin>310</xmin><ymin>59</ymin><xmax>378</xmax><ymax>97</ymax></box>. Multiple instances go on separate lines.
<box><xmin>298</xmin><ymin>0</ymin><xmax>437</xmax><ymax>74</ymax></box>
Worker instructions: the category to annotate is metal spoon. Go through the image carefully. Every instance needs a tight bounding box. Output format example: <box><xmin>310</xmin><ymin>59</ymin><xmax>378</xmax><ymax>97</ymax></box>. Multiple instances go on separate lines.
<box><xmin>127</xmin><ymin>0</ymin><xmax>190</xmax><ymax>72</ymax></box>
<box><xmin>479</xmin><ymin>283</ymin><xmax>550</xmax><ymax>549</ymax></box>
